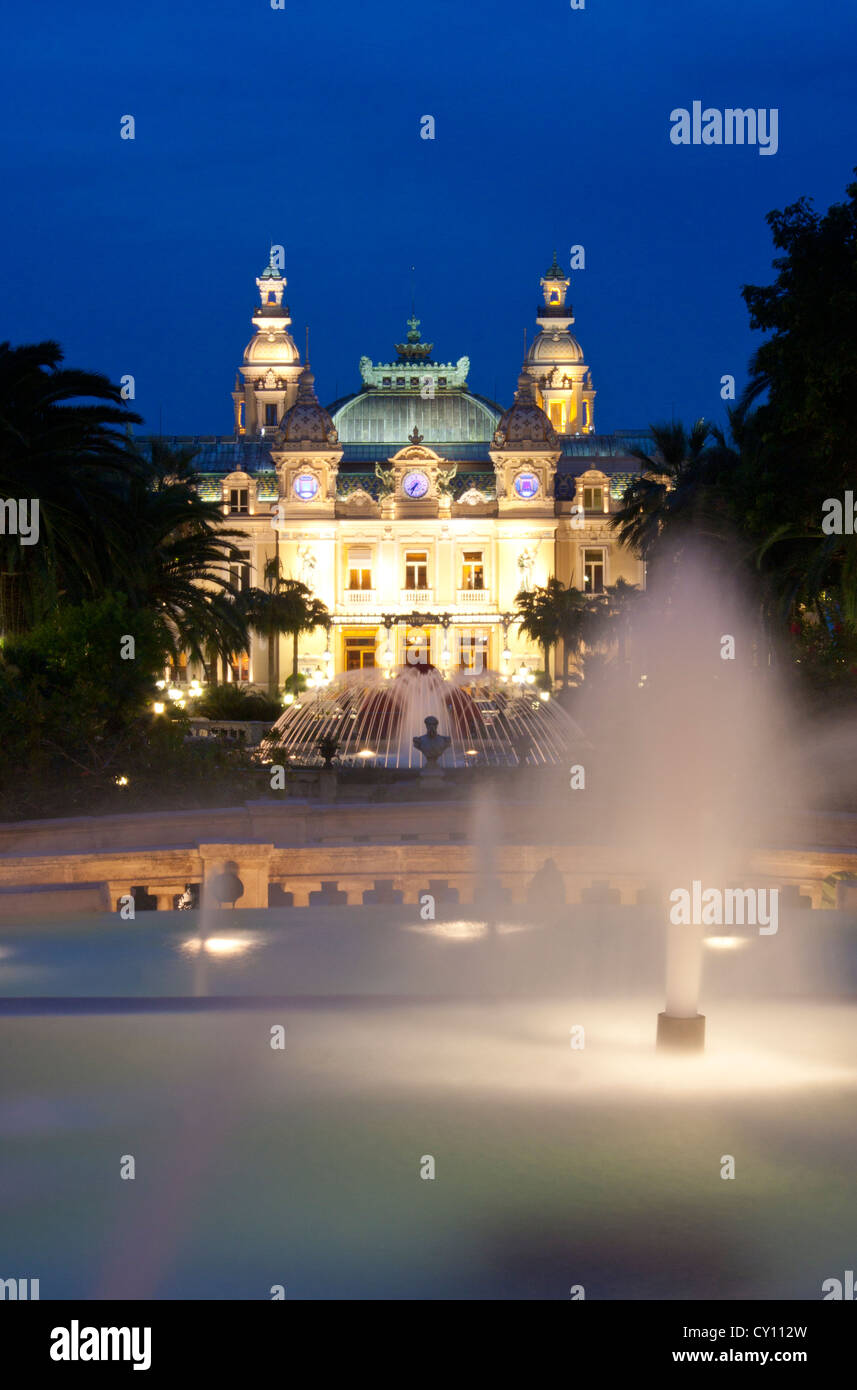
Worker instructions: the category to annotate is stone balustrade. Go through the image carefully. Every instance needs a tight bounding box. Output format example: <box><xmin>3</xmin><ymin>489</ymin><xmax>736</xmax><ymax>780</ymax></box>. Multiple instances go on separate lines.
<box><xmin>1</xmin><ymin>831</ymin><xmax>855</xmax><ymax>918</ymax></box>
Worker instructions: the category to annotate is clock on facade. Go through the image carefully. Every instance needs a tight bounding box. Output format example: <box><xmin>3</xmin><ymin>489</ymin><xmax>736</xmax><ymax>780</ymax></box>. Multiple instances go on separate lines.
<box><xmin>514</xmin><ymin>472</ymin><xmax>540</xmax><ymax>499</ymax></box>
<box><xmin>402</xmin><ymin>470</ymin><xmax>429</xmax><ymax>499</ymax></box>
<box><xmin>293</xmin><ymin>473</ymin><xmax>319</xmax><ymax>500</ymax></box>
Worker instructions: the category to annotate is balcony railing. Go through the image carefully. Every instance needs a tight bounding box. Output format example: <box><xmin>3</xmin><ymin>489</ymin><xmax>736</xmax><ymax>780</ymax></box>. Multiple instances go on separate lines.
<box><xmin>400</xmin><ymin>588</ymin><xmax>433</xmax><ymax>605</ymax></box>
<box><xmin>343</xmin><ymin>588</ymin><xmax>376</xmax><ymax>605</ymax></box>
<box><xmin>457</xmin><ymin>588</ymin><xmax>491</xmax><ymax>605</ymax></box>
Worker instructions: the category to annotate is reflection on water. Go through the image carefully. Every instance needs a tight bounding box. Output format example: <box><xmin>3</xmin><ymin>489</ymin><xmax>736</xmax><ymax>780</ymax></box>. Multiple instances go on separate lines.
<box><xmin>405</xmin><ymin>920</ymin><xmax>533</xmax><ymax>941</ymax></box>
<box><xmin>179</xmin><ymin>935</ymin><xmax>261</xmax><ymax>957</ymax></box>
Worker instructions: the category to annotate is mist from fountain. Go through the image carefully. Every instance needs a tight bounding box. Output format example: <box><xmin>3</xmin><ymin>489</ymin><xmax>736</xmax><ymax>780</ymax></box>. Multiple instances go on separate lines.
<box><xmin>569</xmin><ymin>545</ymin><xmax>799</xmax><ymax>1028</ymax></box>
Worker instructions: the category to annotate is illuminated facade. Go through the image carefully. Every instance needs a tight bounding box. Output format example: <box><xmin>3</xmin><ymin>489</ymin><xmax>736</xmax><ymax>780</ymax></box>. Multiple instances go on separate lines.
<box><xmin>165</xmin><ymin>253</ymin><xmax>647</xmax><ymax>685</ymax></box>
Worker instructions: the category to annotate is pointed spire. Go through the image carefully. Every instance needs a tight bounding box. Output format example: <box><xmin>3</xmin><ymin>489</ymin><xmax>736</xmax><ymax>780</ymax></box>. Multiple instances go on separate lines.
<box><xmin>515</xmin><ymin>364</ymin><xmax>536</xmax><ymax>402</ymax></box>
<box><xmin>260</xmin><ymin>246</ymin><xmax>284</xmax><ymax>281</ymax></box>
<box><xmin>544</xmin><ymin>249</ymin><xmax>566</xmax><ymax>281</ymax></box>
<box><xmin>296</xmin><ymin>362</ymin><xmax>318</xmax><ymax>402</ymax></box>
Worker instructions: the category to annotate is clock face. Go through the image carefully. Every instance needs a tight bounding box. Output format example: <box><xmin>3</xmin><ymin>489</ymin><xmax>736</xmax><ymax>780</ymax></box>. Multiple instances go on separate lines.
<box><xmin>293</xmin><ymin>473</ymin><xmax>319</xmax><ymax>500</ymax></box>
<box><xmin>402</xmin><ymin>470</ymin><xmax>429</xmax><ymax>499</ymax></box>
<box><xmin>514</xmin><ymin>471</ymin><xmax>540</xmax><ymax>499</ymax></box>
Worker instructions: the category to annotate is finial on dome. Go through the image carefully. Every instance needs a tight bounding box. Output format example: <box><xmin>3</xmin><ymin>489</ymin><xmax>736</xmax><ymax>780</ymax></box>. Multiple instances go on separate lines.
<box><xmin>296</xmin><ymin>362</ymin><xmax>317</xmax><ymax>400</ymax></box>
<box><xmin>544</xmin><ymin>249</ymin><xmax>566</xmax><ymax>282</ymax></box>
<box><xmin>516</xmin><ymin>365</ymin><xmax>536</xmax><ymax>400</ymax></box>
<box><xmin>395</xmin><ymin>312</ymin><xmax>433</xmax><ymax>361</ymax></box>
<box><xmin>260</xmin><ymin>249</ymin><xmax>284</xmax><ymax>281</ymax></box>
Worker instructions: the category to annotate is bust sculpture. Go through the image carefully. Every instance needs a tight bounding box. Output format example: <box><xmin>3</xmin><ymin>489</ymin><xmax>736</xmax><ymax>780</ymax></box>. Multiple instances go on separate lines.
<box><xmin>413</xmin><ymin>715</ymin><xmax>451</xmax><ymax>777</ymax></box>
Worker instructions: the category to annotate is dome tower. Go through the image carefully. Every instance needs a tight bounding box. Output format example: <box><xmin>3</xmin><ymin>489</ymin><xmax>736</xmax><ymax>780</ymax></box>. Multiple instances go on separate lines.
<box><xmin>524</xmin><ymin>251</ymin><xmax>595</xmax><ymax>435</ymax></box>
<box><xmin>232</xmin><ymin>251</ymin><xmax>303</xmax><ymax>436</ymax></box>
<box><xmin>489</xmin><ymin>366</ymin><xmax>560</xmax><ymax>514</ymax></box>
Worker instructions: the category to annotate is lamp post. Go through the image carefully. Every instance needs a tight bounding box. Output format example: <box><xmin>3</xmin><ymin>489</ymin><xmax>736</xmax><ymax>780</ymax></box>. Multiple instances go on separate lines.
<box><xmin>380</xmin><ymin>614</ymin><xmax>395</xmax><ymax>673</ymax></box>
<box><xmin>500</xmin><ymin>611</ymin><xmax>514</xmax><ymax>672</ymax></box>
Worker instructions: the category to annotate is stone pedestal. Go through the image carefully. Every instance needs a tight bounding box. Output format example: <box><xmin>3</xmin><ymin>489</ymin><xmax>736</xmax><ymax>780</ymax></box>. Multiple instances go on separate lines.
<box><xmin>656</xmin><ymin>1012</ymin><xmax>706</xmax><ymax>1052</ymax></box>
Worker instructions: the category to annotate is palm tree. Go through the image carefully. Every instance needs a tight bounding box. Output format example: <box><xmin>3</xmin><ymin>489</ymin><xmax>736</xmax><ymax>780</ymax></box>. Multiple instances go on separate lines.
<box><xmin>107</xmin><ymin>438</ymin><xmax>250</xmax><ymax>670</ymax></box>
<box><xmin>240</xmin><ymin>560</ymin><xmax>330</xmax><ymax>695</ymax></box>
<box><xmin>587</xmin><ymin>578</ymin><xmax>643</xmax><ymax>669</ymax></box>
<box><xmin>611</xmin><ymin>419</ymin><xmax>711</xmax><ymax>559</ymax></box>
<box><xmin>0</xmin><ymin>340</ymin><xmax>141</xmax><ymax>633</ymax></box>
<box><xmin>515</xmin><ymin>578</ymin><xmax>591</xmax><ymax>682</ymax></box>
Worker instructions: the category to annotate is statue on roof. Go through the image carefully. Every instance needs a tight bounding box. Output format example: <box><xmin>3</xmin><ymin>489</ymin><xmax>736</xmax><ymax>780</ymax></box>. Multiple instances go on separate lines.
<box><xmin>374</xmin><ymin>462</ymin><xmax>396</xmax><ymax>498</ymax></box>
<box><xmin>395</xmin><ymin>312</ymin><xmax>433</xmax><ymax>361</ymax></box>
<box><xmin>436</xmin><ymin>463</ymin><xmax>457</xmax><ymax>499</ymax></box>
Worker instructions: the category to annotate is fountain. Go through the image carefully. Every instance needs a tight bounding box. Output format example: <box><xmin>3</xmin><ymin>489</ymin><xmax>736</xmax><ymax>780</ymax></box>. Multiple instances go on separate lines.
<box><xmin>265</xmin><ymin>660</ymin><xmax>583</xmax><ymax>769</ymax></box>
<box><xmin>2</xmin><ymin>557</ymin><xmax>856</xmax><ymax>1298</ymax></box>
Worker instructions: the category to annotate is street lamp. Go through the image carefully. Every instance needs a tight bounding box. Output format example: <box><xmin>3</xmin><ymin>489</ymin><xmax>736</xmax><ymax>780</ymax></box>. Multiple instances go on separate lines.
<box><xmin>380</xmin><ymin>615</ymin><xmax>396</xmax><ymax>671</ymax></box>
<box><xmin>500</xmin><ymin>612</ymin><xmax>514</xmax><ymax>667</ymax></box>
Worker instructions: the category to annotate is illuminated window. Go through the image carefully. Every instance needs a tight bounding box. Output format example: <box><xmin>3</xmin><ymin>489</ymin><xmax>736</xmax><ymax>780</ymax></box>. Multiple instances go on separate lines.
<box><xmin>345</xmin><ymin>635</ymin><xmax>377</xmax><ymax>671</ymax></box>
<box><xmin>458</xmin><ymin>630</ymin><xmax>488</xmax><ymax>673</ymax></box>
<box><xmin>229</xmin><ymin>487</ymin><xmax>249</xmax><ymax>514</ymax></box>
<box><xmin>229</xmin><ymin>652</ymin><xmax>250</xmax><ymax>682</ymax></box>
<box><xmin>461</xmin><ymin>551</ymin><xmax>484</xmax><ymax>590</ymax></box>
<box><xmin>347</xmin><ymin>547</ymin><xmax>372</xmax><ymax>590</ymax></box>
<box><xmin>229</xmin><ymin>549</ymin><xmax>252</xmax><ymax>592</ymax></box>
<box><xmin>405</xmin><ymin>551</ymin><xmax>429</xmax><ymax>589</ymax></box>
<box><xmin>549</xmin><ymin>401</ymin><xmax>564</xmax><ymax>430</ymax></box>
<box><xmin>168</xmin><ymin>652</ymin><xmax>189</xmax><ymax>684</ymax></box>
<box><xmin>238</xmin><ymin>401</ymin><xmax>246</xmax><ymax>433</ymax></box>
<box><xmin>583</xmin><ymin>549</ymin><xmax>604</xmax><ymax>594</ymax></box>
<box><xmin>405</xmin><ymin>626</ymin><xmax>430</xmax><ymax>663</ymax></box>
<box><xmin>583</xmin><ymin>486</ymin><xmax>604</xmax><ymax>511</ymax></box>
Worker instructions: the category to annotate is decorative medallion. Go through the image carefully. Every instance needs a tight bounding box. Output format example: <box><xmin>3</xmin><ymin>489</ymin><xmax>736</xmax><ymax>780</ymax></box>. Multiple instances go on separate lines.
<box><xmin>514</xmin><ymin>472</ymin><xmax>540</xmax><ymax>500</ymax></box>
<box><xmin>293</xmin><ymin>473</ymin><xmax>319</xmax><ymax>501</ymax></box>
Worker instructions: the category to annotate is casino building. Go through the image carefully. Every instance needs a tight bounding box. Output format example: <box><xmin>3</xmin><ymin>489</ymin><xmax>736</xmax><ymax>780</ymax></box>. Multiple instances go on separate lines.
<box><xmin>163</xmin><ymin>253</ymin><xmax>648</xmax><ymax>686</ymax></box>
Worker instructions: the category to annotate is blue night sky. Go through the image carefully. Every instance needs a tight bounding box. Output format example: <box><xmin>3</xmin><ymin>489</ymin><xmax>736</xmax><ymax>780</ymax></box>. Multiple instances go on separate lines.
<box><xmin>1</xmin><ymin>0</ymin><xmax>855</xmax><ymax>435</ymax></box>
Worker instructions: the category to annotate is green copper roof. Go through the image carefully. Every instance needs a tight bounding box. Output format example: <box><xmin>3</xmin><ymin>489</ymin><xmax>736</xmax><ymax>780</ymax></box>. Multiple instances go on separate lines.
<box><xmin>544</xmin><ymin>249</ymin><xmax>567</xmax><ymax>281</ymax></box>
